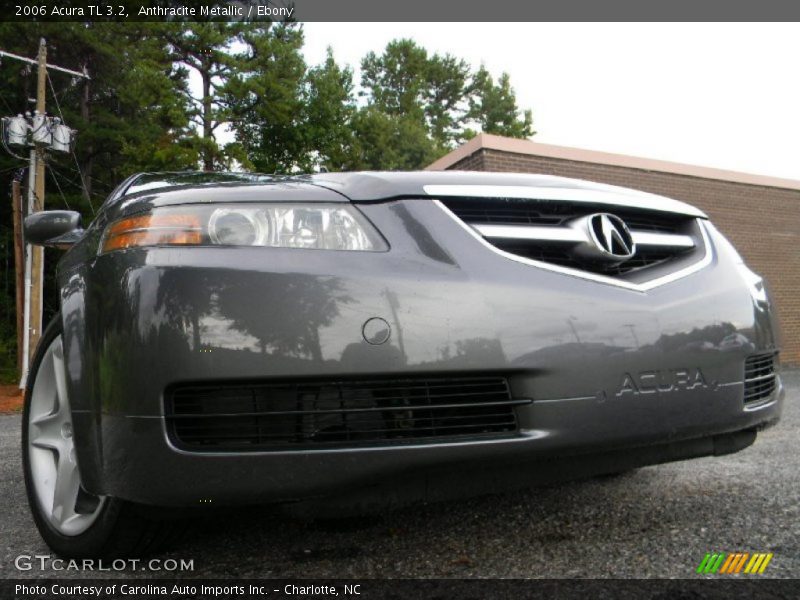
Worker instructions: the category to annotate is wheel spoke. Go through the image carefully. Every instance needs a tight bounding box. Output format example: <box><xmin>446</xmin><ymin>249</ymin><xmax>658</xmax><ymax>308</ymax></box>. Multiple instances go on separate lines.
<box><xmin>30</xmin><ymin>412</ymin><xmax>63</xmax><ymax>451</ymax></box>
<box><xmin>51</xmin><ymin>450</ymin><xmax>80</xmax><ymax>527</ymax></box>
<box><xmin>51</xmin><ymin>340</ymin><xmax>69</xmax><ymax>417</ymax></box>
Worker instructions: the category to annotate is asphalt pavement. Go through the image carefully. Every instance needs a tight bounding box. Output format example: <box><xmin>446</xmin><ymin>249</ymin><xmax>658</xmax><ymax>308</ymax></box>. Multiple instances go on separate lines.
<box><xmin>1</xmin><ymin>371</ymin><xmax>797</xmax><ymax>579</ymax></box>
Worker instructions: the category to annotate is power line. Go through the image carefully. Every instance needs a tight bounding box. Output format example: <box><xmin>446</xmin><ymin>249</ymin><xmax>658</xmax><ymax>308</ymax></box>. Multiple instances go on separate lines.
<box><xmin>44</xmin><ymin>161</ymin><xmax>81</xmax><ymax>187</ymax></box>
<box><xmin>48</xmin><ymin>160</ymin><xmax>113</xmax><ymax>196</ymax></box>
<box><xmin>0</xmin><ymin>92</ymin><xmax>16</xmax><ymax>115</ymax></box>
<box><xmin>46</xmin><ymin>71</ymin><xmax>95</xmax><ymax>215</ymax></box>
<box><xmin>46</xmin><ymin>162</ymin><xmax>71</xmax><ymax>211</ymax></box>
<box><xmin>46</xmin><ymin>163</ymin><xmax>108</xmax><ymax>210</ymax></box>
<box><xmin>0</xmin><ymin>165</ymin><xmax>23</xmax><ymax>181</ymax></box>
<box><xmin>70</xmin><ymin>145</ymin><xmax>94</xmax><ymax>214</ymax></box>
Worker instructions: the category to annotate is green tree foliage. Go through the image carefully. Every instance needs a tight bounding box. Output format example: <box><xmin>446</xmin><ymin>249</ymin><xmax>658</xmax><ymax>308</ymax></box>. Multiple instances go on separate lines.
<box><xmin>348</xmin><ymin>108</ymin><xmax>439</xmax><ymax>171</ymax></box>
<box><xmin>226</xmin><ymin>37</ymin><xmax>534</xmax><ymax>173</ymax></box>
<box><xmin>303</xmin><ymin>48</ymin><xmax>358</xmax><ymax>171</ymax></box>
<box><xmin>335</xmin><ymin>39</ymin><xmax>533</xmax><ymax>171</ymax></box>
<box><xmin>0</xmin><ymin>23</ymin><xmax>196</xmax><ymax>380</ymax></box>
<box><xmin>467</xmin><ymin>66</ymin><xmax>535</xmax><ymax>139</ymax></box>
<box><xmin>164</xmin><ymin>21</ymin><xmax>248</xmax><ymax>171</ymax></box>
<box><xmin>224</xmin><ymin>23</ymin><xmax>307</xmax><ymax>173</ymax></box>
<box><xmin>361</xmin><ymin>39</ymin><xmax>470</xmax><ymax>149</ymax></box>
<box><xmin>0</xmin><ymin>22</ymin><xmax>197</xmax><ymax>209</ymax></box>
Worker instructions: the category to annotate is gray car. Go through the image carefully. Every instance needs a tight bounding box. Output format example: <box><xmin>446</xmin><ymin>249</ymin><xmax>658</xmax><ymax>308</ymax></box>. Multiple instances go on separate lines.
<box><xmin>21</xmin><ymin>170</ymin><xmax>783</xmax><ymax>558</ymax></box>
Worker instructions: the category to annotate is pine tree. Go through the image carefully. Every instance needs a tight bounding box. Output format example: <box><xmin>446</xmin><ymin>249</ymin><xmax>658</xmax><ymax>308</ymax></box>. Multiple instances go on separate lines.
<box><xmin>224</xmin><ymin>23</ymin><xmax>307</xmax><ymax>173</ymax></box>
<box><xmin>467</xmin><ymin>66</ymin><xmax>535</xmax><ymax>139</ymax></box>
<box><xmin>303</xmin><ymin>48</ymin><xmax>358</xmax><ymax>171</ymax></box>
<box><xmin>164</xmin><ymin>21</ymin><xmax>248</xmax><ymax>171</ymax></box>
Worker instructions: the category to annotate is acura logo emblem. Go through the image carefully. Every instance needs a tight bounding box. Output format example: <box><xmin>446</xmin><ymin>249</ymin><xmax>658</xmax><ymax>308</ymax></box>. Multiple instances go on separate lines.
<box><xmin>573</xmin><ymin>213</ymin><xmax>636</xmax><ymax>263</ymax></box>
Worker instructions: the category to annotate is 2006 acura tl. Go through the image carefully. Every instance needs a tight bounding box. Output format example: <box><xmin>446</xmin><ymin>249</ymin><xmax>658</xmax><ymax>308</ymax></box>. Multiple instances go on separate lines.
<box><xmin>21</xmin><ymin>171</ymin><xmax>783</xmax><ymax>557</ymax></box>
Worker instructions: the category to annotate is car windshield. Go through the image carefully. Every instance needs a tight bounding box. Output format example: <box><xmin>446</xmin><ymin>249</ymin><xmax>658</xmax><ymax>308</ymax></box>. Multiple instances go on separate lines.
<box><xmin>123</xmin><ymin>172</ymin><xmax>275</xmax><ymax>196</ymax></box>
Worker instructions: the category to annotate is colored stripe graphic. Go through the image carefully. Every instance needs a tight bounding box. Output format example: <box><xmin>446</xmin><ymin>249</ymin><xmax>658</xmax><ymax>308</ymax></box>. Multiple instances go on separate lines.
<box><xmin>733</xmin><ymin>553</ymin><xmax>749</xmax><ymax>573</ymax></box>
<box><xmin>702</xmin><ymin>553</ymin><xmax>726</xmax><ymax>574</ymax></box>
<box><xmin>699</xmin><ymin>552</ymin><xmax>774</xmax><ymax>575</ymax></box>
<box><xmin>697</xmin><ymin>553</ymin><xmax>712</xmax><ymax>573</ymax></box>
<box><xmin>718</xmin><ymin>554</ymin><xmax>735</xmax><ymax>574</ymax></box>
<box><xmin>712</xmin><ymin>553</ymin><xmax>726</xmax><ymax>573</ymax></box>
<box><xmin>759</xmin><ymin>554</ymin><xmax>773</xmax><ymax>573</ymax></box>
<box><xmin>745</xmin><ymin>554</ymin><xmax>762</xmax><ymax>574</ymax></box>
<box><xmin>701</xmin><ymin>553</ymin><xmax>718</xmax><ymax>574</ymax></box>
<box><xmin>720</xmin><ymin>553</ymin><xmax>738</xmax><ymax>574</ymax></box>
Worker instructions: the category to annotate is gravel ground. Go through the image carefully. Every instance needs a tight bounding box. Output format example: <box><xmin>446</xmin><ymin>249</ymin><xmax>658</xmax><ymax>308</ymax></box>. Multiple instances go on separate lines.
<box><xmin>1</xmin><ymin>370</ymin><xmax>797</xmax><ymax>580</ymax></box>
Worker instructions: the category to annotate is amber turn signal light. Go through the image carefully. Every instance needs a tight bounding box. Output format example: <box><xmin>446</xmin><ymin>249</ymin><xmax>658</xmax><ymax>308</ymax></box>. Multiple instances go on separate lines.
<box><xmin>101</xmin><ymin>213</ymin><xmax>203</xmax><ymax>254</ymax></box>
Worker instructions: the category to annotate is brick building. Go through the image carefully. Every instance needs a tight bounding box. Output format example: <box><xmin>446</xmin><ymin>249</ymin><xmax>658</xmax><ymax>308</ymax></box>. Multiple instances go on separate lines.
<box><xmin>427</xmin><ymin>133</ymin><xmax>800</xmax><ymax>364</ymax></box>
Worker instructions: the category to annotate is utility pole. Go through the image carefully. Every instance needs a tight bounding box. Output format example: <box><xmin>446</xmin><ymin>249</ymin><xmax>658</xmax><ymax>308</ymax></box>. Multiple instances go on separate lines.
<box><xmin>11</xmin><ymin>172</ymin><xmax>24</xmax><ymax>373</ymax></box>
<box><xmin>29</xmin><ymin>38</ymin><xmax>47</xmax><ymax>358</ymax></box>
<box><xmin>1</xmin><ymin>39</ymin><xmax>89</xmax><ymax>387</ymax></box>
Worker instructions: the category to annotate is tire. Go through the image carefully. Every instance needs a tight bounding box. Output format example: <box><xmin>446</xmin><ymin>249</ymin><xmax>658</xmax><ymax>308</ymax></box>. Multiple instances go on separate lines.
<box><xmin>22</xmin><ymin>315</ymin><xmax>186</xmax><ymax>558</ymax></box>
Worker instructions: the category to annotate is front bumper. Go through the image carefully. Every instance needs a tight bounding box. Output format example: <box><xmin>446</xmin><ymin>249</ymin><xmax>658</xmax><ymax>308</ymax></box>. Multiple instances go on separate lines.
<box><xmin>62</xmin><ymin>200</ymin><xmax>784</xmax><ymax>506</ymax></box>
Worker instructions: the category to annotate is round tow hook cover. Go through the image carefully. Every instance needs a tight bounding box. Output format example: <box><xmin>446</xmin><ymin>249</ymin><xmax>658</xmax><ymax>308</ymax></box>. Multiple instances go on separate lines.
<box><xmin>362</xmin><ymin>317</ymin><xmax>391</xmax><ymax>345</ymax></box>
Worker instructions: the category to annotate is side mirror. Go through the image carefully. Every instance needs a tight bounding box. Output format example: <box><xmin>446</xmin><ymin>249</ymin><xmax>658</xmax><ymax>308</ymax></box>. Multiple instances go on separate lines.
<box><xmin>24</xmin><ymin>210</ymin><xmax>83</xmax><ymax>247</ymax></box>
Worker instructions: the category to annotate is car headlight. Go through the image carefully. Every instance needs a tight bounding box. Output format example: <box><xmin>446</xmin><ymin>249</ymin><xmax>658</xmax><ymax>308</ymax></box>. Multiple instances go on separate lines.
<box><xmin>100</xmin><ymin>204</ymin><xmax>387</xmax><ymax>254</ymax></box>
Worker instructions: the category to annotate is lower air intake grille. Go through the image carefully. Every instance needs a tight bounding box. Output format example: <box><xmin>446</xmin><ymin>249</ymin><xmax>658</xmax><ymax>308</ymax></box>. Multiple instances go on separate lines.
<box><xmin>167</xmin><ymin>377</ymin><xmax>527</xmax><ymax>451</ymax></box>
<box><xmin>744</xmin><ymin>352</ymin><xmax>778</xmax><ymax>405</ymax></box>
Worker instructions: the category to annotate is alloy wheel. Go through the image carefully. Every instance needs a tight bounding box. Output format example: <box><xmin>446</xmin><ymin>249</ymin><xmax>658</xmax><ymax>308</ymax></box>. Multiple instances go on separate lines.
<box><xmin>27</xmin><ymin>335</ymin><xmax>105</xmax><ymax>536</ymax></box>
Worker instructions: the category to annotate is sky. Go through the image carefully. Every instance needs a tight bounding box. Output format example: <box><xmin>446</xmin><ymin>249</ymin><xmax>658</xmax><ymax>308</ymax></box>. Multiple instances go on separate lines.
<box><xmin>298</xmin><ymin>22</ymin><xmax>800</xmax><ymax>181</ymax></box>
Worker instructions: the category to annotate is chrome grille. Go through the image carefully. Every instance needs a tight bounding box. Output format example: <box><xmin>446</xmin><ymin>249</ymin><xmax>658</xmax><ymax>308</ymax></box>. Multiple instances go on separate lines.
<box><xmin>450</xmin><ymin>202</ymin><xmax>686</xmax><ymax>234</ymax></box>
<box><xmin>744</xmin><ymin>352</ymin><xmax>778</xmax><ymax>406</ymax></box>
<box><xmin>439</xmin><ymin>198</ymin><xmax>702</xmax><ymax>278</ymax></box>
<box><xmin>490</xmin><ymin>241</ymin><xmax>677</xmax><ymax>276</ymax></box>
<box><xmin>166</xmin><ymin>377</ymin><xmax>528</xmax><ymax>451</ymax></box>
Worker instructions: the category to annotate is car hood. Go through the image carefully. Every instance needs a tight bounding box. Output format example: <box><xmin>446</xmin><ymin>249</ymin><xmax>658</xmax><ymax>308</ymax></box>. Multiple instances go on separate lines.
<box><xmin>103</xmin><ymin>170</ymin><xmax>706</xmax><ymax>220</ymax></box>
<box><xmin>306</xmin><ymin>171</ymin><xmax>707</xmax><ymax>218</ymax></box>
